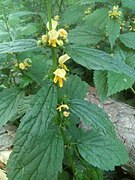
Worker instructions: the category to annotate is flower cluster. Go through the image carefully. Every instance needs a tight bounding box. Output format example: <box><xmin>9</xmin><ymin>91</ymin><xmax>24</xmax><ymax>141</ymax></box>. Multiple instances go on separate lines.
<box><xmin>38</xmin><ymin>18</ymin><xmax>68</xmax><ymax>48</ymax></box>
<box><xmin>53</xmin><ymin>54</ymin><xmax>70</xmax><ymax>88</ymax></box>
<box><xmin>14</xmin><ymin>58</ymin><xmax>31</xmax><ymax>70</ymax></box>
<box><xmin>108</xmin><ymin>6</ymin><xmax>121</xmax><ymax>19</ymax></box>
<box><xmin>57</xmin><ymin>104</ymin><xmax>70</xmax><ymax>117</ymax></box>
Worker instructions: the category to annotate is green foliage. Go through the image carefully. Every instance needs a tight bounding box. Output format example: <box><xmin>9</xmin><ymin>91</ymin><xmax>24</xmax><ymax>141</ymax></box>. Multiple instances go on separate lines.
<box><xmin>77</xmin><ymin>130</ymin><xmax>128</xmax><ymax>170</ymax></box>
<box><xmin>70</xmin><ymin>99</ymin><xmax>115</xmax><ymax>136</ymax></box>
<box><xmin>0</xmin><ymin>0</ymin><xmax>133</xmax><ymax>179</ymax></box>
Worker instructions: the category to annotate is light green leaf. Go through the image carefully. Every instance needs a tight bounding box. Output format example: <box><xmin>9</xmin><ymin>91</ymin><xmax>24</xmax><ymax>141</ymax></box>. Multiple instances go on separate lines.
<box><xmin>8</xmin><ymin>130</ymin><xmax>64</xmax><ymax>180</ymax></box>
<box><xmin>122</xmin><ymin>0</ymin><xmax>135</xmax><ymax>10</ymax></box>
<box><xmin>107</xmin><ymin>19</ymin><xmax>120</xmax><ymax>49</ymax></box>
<box><xmin>70</xmin><ymin>99</ymin><xmax>115</xmax><ymax>136</ymax></box>
<box><xmin>59</xmin><ymin>75</ymin><xmax>88</xmax><ymax>101</ymax></box>
<box><xmin>107</xmin><ymin>71</ymin><xmax>134</xmax><ymax>96</ymax></box>
<box><xmin>66</xmin><ymin>45</ymin><xmax>135</xmax><ymax>79</ymax></box>
<box><xmin>93</xmin><ymin>71</ymin><xmax>108</xmax><ymax>101</ymax></box>
<box><xmin>20</xmin><ymin>23</ymin><xmax>38</xmax><ymax>36</ymax></box>
<box><xmin>77</xmin><ymin>130</ymin><xmax>128</xmax><ymax>170</ymax></box>
<box><xmin>84</xmin><ymin>8</ymin><xmax>109</xmax><ymax>31</ymax></box>
<box><xmin>8</xmin><ymin>82</ymin><xmax>57</xmax><ymax>179</ymax></box>
<box><xmin>0</xmin><ymin>88</ymin><xmax>24</xmax><ymax>128</ymax></box>
<box><xmin>0</xmin><ymin>39</ymin><xmax>37</xmax><ymax>54</ymax></box>
<box><xmin>119</xmin><ymin>32</ymin><xmax>135</xmax><ymax>49</ymax></box>
<box><xmin>69</xmin><ymin>26</ymin><xmax>105</xmax><ymax>45</ymax></box>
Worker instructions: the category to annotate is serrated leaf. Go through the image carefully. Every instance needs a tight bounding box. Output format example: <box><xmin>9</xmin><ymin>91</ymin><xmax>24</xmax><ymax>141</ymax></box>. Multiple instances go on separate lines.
<box><xmin>8</xmin><ymin>82</ymin><xmax>57</xmax><ymax>179</ymax></box>
<box><xmin>8</xmin><ymin>130</ymin><xmax>64</xmax><ymax>180</ymax></box>
<box><xmin>59</xmin><ymin>75</ymin><xmax>88</xmax><ymax>101</ymax></box>
<box><xmin>84</xmin><ymin>8</ymin><xmax>109</xmax><ymax>31</ymax></box>
<box><xmin>0</xmin><ymin>88</ymin><xmax>24</xmax><ymax>128</ymax></box>
<box><xmin>69</xmin><ymin>25</ymin><xmax>105</xmax><ymax>45</ymax></box>
<box><xmin>70</xmin><ymin>99</ymin><xmax>115</xmax><ymax>136</ymax></box>
<box><xmin>93</xmin><ymin>71</ymin><xmax>108</xmax><ymax>101</ymax></box>
<box><xmin>119</xmin><ymin>32</ymin><xmax>135</xmax><ymax>50</ymax></box>
<box><xmin>0</xmin><ymin>39</ymin><xmax>37</xmax><ymax>54</ymax></box>
<box><xmin>107</xmin><ymin>19</ymin><xmax>120</xmax><ymax>49</ymax></box>
<box><xmin>77</xmin><ymin>130</ymin><xmax>128</xmax><ymax>170</ymax></box>
<box><xmin>107</xmin><ymin>71</ymin><xmax>134</xmax><ymax>96</ymax></box>
<box><xmin>122</xmin><ymin>0</ymin><xmax>135</xmax><ymax>10</ymax></box>
<box><xmin>66</xmin><ymin>45</ymin><xmax>135</xmax><ymax>79</ymax></box>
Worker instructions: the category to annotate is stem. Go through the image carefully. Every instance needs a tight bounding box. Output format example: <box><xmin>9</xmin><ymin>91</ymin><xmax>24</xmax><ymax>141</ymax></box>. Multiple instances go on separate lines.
<box><xmin>46</xmin><ymin>0</ymin><xmax>52</xmax><ymax>30</ymax></box>
<box><xmin>131</xmin><ymin>87</ymin><xmax>135</xmax><ymax>94</ymax></box>
<box><xmin>60</xmin><ymin>127</ymin><xmax>76</xmax><ymax>174</ymax></box>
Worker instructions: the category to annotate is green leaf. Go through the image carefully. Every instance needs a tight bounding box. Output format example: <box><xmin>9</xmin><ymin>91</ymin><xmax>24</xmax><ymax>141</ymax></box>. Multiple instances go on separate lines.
<box><xmin>70</xmin><ymin>99</ymin><xmax>115</xmax><ymax>136</ymax></box>
<box><xmin>8</xmin><ymin>82</ymin><xmax>57</xmax><ymax>179</ymax></box>
<box><xmin>66</xmin><ymin>45</ymin><xmax>135</xmax><ymax>79</ymax></box>
<box><xmin>0</xmin><ymin>39</ymin><xmax>37</xmax><ymax>54</ymax></box>
<box><xmin>107</xmin><ymin>19</ymin><xmax>120</xmax><ymax>49</ymax></box>
<box><xmin>0</xmin><ymin>88</ymin><xmax>24</xmax><ymax>128</ymax></box>
<box><xmin>8</xmin><ymin>130</ymin><xmax>64</xmax><ymax>180</ymax></box>
<box><xmin>122</xmin><ymin>0</ymin><xmax>135</xmax><ymax>10</ymax></box>
<box><xmin>59</xmin><ymin>75</ymin><xmax>88</xmax><ymax>101</ymax></box>
<box><xmin>20</xmin><ymin>23</ymin><xmax>38</xmax><ymax>36</ymax></box>
<box><xmin>93</xmin><ymin>71</ymin><xmax>108</xmax><ymax>101</ymax></box>
<box><xmin>107</xmin><ymin>71</ymin><xmax>134</xmax><ymax>96</ymax></box>
<box><xmin>84</xmin><ymin>8</ymin><xmax>109</xmax><ymax>31</ymax></box>
<box><xmin>69</xmin><ymin>26</ymin><xmax>105</xmax><ymax>46</ymax></box>
<box><xmin>60</xmin><ymin>6</ymin><xmax>85</xmax><ymax>25</ymax></box>
<box><xmin>77</xmin><ymin>130</ymin><xmax>128</xmax><ymax>170</ymax></box>
<box><xmin>119</xmin><ymin>32</ymin><xmax>135</xmax><ymax>50</ymax></box>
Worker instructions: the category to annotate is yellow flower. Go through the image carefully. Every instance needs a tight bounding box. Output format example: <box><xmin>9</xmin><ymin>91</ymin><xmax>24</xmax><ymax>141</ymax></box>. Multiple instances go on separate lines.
<box><xmin>42</xmin><ymin>34</ymin><xmax>48</xmax><ymax>44</ymax></box>
<box><xmin>53</xmin><ymin>68</ymin><xmax>66</xmax><ymax>87</ymax></box>
<box><xmin>58</xmin><ymin>29</ymin><xmax>68</xmax><ymax>39</ymax></box>
<box><xmin>57</xmin><ymin>39</ymin><xmax>64</xmax><ymax>47</ymax></box>
<box><xmin>46</xmin><ymin>19</ymin><xmax>58</xmax><ymax>30</ymax></box>
<box><xmin>19</xmin><ymin>63</ymin><xmax>26</xmax><ymax>70</ymax></box>
<box><xmin>58</xmin><ymin>54</ymin><xmax>70</xmax><ymax>71</ymax></box>
<box><xmin>108</xmin><ymin>6</ymin><xmax>121</xmax><ymax>19</ymax></box>
<box><xmin>24</xmin><ymin>58</ymin><xmax>31</xmax><ymax>67</ymax></box>
<box><xmin>57</xmin><ymin>104</ymin><xmax>69</xmax><ymax>112</ymax></box>
<box><xmin>63</xmin><ymin>111</ymin><xmax>70</xmax><ymax>117</ymax></box>
<box><xmin>54</xmin><ymin>15</ymin><xmax>60</xmax><ymax>21</ymax></box>
<box><xmin>48</xmin><ymin>29</ymin><xmax>59</xmax><ymax>47</ymax></box>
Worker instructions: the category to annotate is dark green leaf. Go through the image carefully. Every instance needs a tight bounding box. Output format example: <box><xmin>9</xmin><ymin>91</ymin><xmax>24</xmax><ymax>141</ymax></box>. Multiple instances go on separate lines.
<box><xmin>77</xmin><ymin>130</ymin><xmax>128</xmax><ymax>170</ymax></box>
<box><xmin>66</xmin><ymin>45</ymin><xmax>135</xmax><ymax>79</ymax></box>
<box><xmin>70</xmin><ymin>99</ymin><xmax>115</xmax><ymax>136</ymax></box>
<box><xmin>119</xmin><ymin>32</ymin><xmax>135</xmax><ymax>50</ymax></box>
<box><xmin>8</xmin><ymin>82</ymin><xmax>57</xmax><ymax>179</ymax></box>
<box><xmin>107</xmin><ymin>19</ymin><xmax>120</xmax><ymax>49</ymax></box>
<box><xmin>107</xmin><ymin>71</ymin><xmax>134</xmax><ymax>96</ymax></box>
<box><xmin>0</xmin><ymin>39</ymin><xmax>37</xmax><ymax>54</ymax></box>
<box><xmin>69</xmin><ymin>26</ymin><xmax>105</xmax><ymax>45</ymax></box>
<box><xmin>0</xmin><ymin>88</ymin><xmax>24</xmax><ymax>128</ymax></box>
<box><xmin>80</xmin><ymin>0</ymin><xmax>106</xmax><ymax>5</ymax></box>
<box><xmin>59</xmin><ymin>75</ymin><xmax>88</xmax><ymax>101</ymax></box>
<box><xmin>93</xmin><ymin>71</ymin><xmax>108</xmax><ymax>101</ymax></box>
<box><xmin>8</xmin><ymin>130</ymin><xmax>64</xmax><ymax>180</ymax></box>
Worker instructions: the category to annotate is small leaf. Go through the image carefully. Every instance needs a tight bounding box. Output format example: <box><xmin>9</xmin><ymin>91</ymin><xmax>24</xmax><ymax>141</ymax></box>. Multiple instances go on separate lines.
<box><xmin>119</xmin><ymin>32</ymin><xmax>135</xmax><ymax>50</ymax></box>
<box><xmin>66</xmin><ymin>45</ymin><xmax>135</xmax><ymax>79</ymax></box>
<box><xmin>77</xmin><ymin>130</ymin><xmax>128</xmax><ymax>170</ymax></box>
<box><xmin>59</xmin><ymin>75</ymin><xmax>88</xmax><ymax>101</ymax></box>
<box><xmin>93</xmin><ymin>71</ymin><xmax>108</xmax><ymax>101</ymax></box>
<box><xmin>107</xmin><ymin>71</ymin><xmax>134</xmax><ymax>96</ymax></box>
<box><xmin>8</xmin><ymin>130</ymin><xmax>64</xmax><ymax>180</ymax></box>
<box><xmin>0</xmin><ymin>39</ymin><xmax>37</xmax><ymax>54</ymax></box>
<box><xmin>106</xmin><ymin>19</ymin><xmax>120</xmax><ymax>49</ymax></box>
<box><xmin>0</xmin><ymin>88</ymin><xmax>24</xmax><ymax>128</ymax></box>
<box><xmin>8</xmin><ymin>82</ymin><xmax>57</xmax><ymax>179</ymax></box>
<box><xmin>70</xmin><ymin>99</ymin><xmax>115</xmax><ymax>136</ymax></box>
